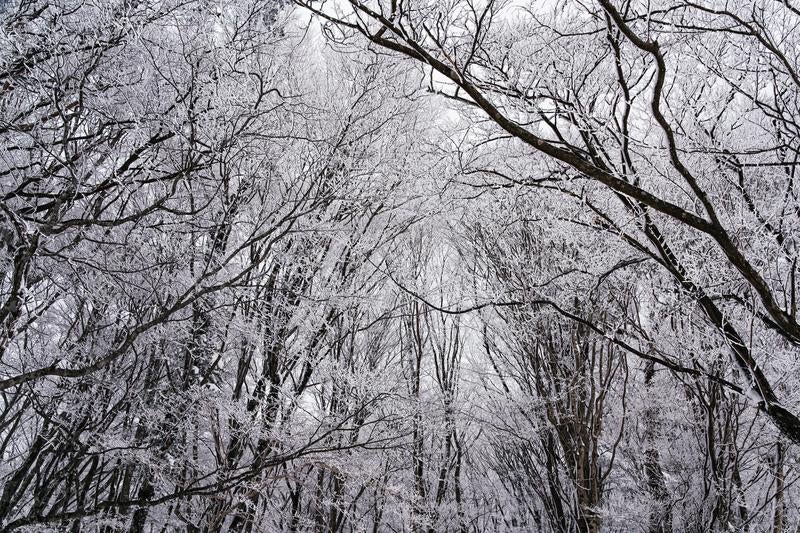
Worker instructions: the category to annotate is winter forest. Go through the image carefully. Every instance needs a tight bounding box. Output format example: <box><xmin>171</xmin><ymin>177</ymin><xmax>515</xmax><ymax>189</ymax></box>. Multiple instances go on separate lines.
<box><xmin>5</xmin><ymin>0</ymin><xmax>800</xmax><ymax>531</ymax></box>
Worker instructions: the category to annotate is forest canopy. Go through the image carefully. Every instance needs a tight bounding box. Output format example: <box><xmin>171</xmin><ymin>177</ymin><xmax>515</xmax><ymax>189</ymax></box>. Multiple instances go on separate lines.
<box><xmin>1</xmin><ymin>0</ymin><xmax>799</xmax><ymax>531</ymax></box>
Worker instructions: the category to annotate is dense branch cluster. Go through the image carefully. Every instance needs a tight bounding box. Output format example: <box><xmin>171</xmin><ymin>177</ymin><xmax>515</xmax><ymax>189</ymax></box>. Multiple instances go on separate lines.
<box><xmin>1</xmin><ymin>0</ymin><xmax>800</xmax><ymax>531</ymax></box>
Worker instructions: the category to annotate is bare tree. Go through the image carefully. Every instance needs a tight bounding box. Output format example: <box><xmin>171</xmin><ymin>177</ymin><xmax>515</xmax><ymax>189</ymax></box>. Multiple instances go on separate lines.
<box><xmin>295</xmin><ymin>0</ymin><xmax>800</xmax><ymax>444</ymax></box>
